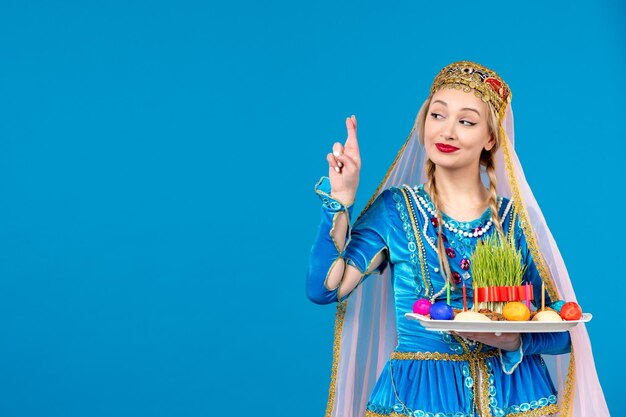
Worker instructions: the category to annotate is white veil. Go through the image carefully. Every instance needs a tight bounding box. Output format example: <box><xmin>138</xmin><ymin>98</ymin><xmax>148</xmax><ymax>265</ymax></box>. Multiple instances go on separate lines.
<box><xmin>323</xmin><ymin>64</ymin><xmax>609</xmax><ymax>417</ymax></box>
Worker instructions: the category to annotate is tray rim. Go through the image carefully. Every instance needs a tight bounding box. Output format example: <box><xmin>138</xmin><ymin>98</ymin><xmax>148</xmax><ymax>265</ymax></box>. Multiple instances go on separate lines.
<box><xmin>404</xmin><ymin>312</ymin><xmax>592</xmax><ymax>333</ymax></box>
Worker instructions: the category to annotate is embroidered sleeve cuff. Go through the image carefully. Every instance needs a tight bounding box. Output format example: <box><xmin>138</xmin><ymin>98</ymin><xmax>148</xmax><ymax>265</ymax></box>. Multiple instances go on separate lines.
<box><xmin>499</xmin><ymin>337</ymin><xmax>524</xmax><ymax>375</ymax></box>
<box><xmin>315</xmin><ymin>176</ymin><xmax>354</xmax><ymax>214</ymax></box>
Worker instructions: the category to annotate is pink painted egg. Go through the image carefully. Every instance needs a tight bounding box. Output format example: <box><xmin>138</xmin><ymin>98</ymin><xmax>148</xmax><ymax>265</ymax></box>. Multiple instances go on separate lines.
<box><xmin>412</xmin><ymin>298</ymin><xmax>432</xmax><ymax>315</ymax></box>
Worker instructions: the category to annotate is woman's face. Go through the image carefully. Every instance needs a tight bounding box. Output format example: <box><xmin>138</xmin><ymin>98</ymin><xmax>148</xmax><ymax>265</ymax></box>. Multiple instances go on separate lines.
<box><xmin>423</xmin><ymin>87</ymin><xmax>494</xmax><ymax>171</ymax></box>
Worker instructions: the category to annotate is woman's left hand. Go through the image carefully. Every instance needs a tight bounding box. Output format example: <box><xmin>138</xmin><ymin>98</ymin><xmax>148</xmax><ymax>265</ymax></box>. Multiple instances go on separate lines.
<box><xmin>454</xmin><ymin>332</ymin><xmax>521</xmax><ymax>351</ymax></box>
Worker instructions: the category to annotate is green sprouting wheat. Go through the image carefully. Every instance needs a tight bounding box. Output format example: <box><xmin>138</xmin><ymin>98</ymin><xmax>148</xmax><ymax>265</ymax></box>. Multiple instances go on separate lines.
<box><xmin>471</xmin><ymin>234</ymin><xmax>526</xmax><ymax>288</ymax></box>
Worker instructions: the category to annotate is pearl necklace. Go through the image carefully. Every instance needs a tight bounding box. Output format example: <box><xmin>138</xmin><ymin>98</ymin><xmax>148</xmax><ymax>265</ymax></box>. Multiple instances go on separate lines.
<box><xmin>413</xmin><ymin>186</ymin><xmax>503</xmax><ymax>238</ymax></box>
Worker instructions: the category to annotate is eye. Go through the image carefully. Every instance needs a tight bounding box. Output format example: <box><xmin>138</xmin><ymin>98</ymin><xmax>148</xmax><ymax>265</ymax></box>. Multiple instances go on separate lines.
<box><xmin>460</xmin><ymin>120</ymin><xmax>477</xmax><ymax>126</ymax></box>
<box><xmin>430</xmin><ymin>112</ymin><xmax>444</xmax><ymax>120</ymax></box>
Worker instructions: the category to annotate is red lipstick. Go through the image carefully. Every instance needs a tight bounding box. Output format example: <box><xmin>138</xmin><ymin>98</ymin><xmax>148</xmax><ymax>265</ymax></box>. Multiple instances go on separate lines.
<box><xmin>435</xmin><ymin>143</ymin><xmax>460</xmax><ymax>153</ymax></box>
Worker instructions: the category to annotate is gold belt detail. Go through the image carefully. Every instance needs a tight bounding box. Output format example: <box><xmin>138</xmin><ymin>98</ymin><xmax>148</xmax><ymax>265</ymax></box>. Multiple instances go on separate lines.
<box><xmin>390</xmin><ymin>350</ymin><xmax>499</xmax><ymax>361</ymax></box>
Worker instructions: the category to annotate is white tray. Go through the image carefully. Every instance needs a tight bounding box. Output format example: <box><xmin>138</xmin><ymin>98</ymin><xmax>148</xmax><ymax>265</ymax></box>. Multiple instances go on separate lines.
<box><xmin>404</xmin><ymin>312</ymin><xmax>592</xmax><ymax>333</ymax></box>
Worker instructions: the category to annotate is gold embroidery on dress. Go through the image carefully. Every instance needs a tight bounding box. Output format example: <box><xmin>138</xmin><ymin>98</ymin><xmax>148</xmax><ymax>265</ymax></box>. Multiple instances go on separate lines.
<box><xmin>391</xmin><ymin>350</ymin><xmax>498</xmax><ymax>361</ymax></box>
<box><xmin>325</xmin><ymin>301</ymin><xmax>347</xmax><ymax>417</ymax></box>
<box><xmin>502</xmin><ymin>404</ymin><xmax>559</xmax><ymax>417</ymax></box>
<box><xmin>399</xmin><ymin>187</ymin><xmax>430</xmax><ymax>294</ymax></box>
<box><xmin>477</xmin><ymin>356</ymin><xmax>494</xmax><ymax>417</ymax></box>
<box><xmin>562</xmin><ymin>345</ymin><xmax>576</xmax><ymax>417</ymax></box>
<box><xmin>364</xmin><ymin>405</ymin><xmax>559</xmax><ymax>417</ymax></box>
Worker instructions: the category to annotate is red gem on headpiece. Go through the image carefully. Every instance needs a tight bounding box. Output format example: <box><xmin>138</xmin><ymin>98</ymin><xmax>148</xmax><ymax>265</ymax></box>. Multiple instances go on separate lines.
<box><xmin>484</xmin><ymin>77</ymin><xmax>507</xmax><ymax>99</ymax></box>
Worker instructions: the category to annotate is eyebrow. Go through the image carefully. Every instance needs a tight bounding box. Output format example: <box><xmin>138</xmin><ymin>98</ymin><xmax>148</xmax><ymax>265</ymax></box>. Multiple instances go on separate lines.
<box><xmin>431</xmin><ymin>100</ymin><xmax>481</xmax><ymax>117</ymax></box>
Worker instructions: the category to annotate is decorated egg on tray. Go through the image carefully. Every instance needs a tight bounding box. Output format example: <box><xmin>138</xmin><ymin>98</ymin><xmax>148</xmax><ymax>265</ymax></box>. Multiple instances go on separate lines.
<box><xmin>412</xmin><ymin>298</ymin><xmax>432</xmax><ymax>315</ymax></box>
<box><xmin>502</xmin><ymin>302</ymin><xmax>531</xmax><ymax>321</ymax></box>
<box><xmin>560</xmin><ymin>301</ymin><xmax>583</xmax><ymax>320</ymax></box>
<box><xmin>454</xmin><ymin>311</ymin><xmax>490</xmax><ymax>321</ymax></box>
<box><xmin>550</xmin><ymin>300</ymin><xmax>566</xmax><ymax>313</ymax></box>
<box><xmin>533</xmin><ymin>310</ymin><xmax>563</xmax><ymax>321</ymax></box>
<box><xmin>429</xmin><ymin>301</ymin><xmax>454</xmax><ymax>320</ymax></box>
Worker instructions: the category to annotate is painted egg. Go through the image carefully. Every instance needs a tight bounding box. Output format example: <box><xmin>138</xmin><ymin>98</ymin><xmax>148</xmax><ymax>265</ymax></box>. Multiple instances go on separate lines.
<box><xmin>532</xmin><ymin>310</ymin><xmax>563</xmax><ymax>322</ymax></box>
<box><xmin>454</xmin><ymin>311</ymin><xmax>490</xmax><ymax>321</ymax></box>
<box><xmin>502</xmin><ymin>301</ymin><xmax>531</xmax><ymax>321</ymax></box>
<box><xmin>413</xmin><ymin>298</ymin><xmax>432</xmax><ymax>315</ymax></box>
<box><xmin>430</xmin><ymin>301</ymin><xmax>454</xmax><ymax>320</ymax></box>
<box><xmin>550</xmin><ymin>300</ymin><xmax>566</xmax><ymax>313</ymax></box>
<box><xmin>560</xmin><ymin>302</ymin><xmax>583</xmax><ymax>321</ymax></box>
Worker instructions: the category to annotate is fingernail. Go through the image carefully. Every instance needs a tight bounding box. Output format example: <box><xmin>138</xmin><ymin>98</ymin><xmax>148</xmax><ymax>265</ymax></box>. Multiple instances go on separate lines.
<box><xmin>338</xmin><ymin>161</ymin><xmax>343</xmax><ymax>168</ymax></box>
<box><xmin>334</xmin><ymin>167</ymin><xmax>340</xmax><ymax>173</ymax></box>
<box><xmin>333</xmin><ymin>151</ymin><xmax>340</xmax><ymax>157</ymax></box>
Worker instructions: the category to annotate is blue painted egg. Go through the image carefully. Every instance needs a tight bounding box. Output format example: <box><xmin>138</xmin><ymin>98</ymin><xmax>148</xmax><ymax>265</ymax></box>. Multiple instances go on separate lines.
<box><xmin>550</xmin><ymin>300</ymin><xmax>566</xmax><ymax>313</ymax></box>
<box><xmin>430</xmin><ymin>301</ymin><xmax>454</xmax><ymax>320</ymax></box>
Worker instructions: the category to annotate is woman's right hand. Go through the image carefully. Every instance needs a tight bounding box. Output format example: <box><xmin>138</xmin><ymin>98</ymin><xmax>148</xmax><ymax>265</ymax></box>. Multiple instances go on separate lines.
<box><xmin>326</xmin><ymin>115</ymin><xmax>361</xmax><ymax>206</ymax></box>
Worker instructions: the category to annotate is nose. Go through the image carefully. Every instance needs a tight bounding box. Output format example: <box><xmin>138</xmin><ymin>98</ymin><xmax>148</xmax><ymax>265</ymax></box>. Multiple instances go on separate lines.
<box><xmin>440</xmin><ymin>119</ymin><xmax>456</xmax><ymax>140</ymax></box>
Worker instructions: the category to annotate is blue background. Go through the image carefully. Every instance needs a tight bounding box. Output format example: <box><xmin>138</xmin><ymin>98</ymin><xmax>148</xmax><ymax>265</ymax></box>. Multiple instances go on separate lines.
<box><xmin>0</xmin><ymin>1</ymin><xmax>624</xmax><ymax>416</ymax></box>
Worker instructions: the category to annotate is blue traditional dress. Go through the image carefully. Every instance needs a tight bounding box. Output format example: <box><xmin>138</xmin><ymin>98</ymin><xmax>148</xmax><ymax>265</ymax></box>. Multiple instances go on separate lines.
<box><xmin>307</xmin><ymin>177</ymin><xmax>571</xmax><ymax>417</ymax></box>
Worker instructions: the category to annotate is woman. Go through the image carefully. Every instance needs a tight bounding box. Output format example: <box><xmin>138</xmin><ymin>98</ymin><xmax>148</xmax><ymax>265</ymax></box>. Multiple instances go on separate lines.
<box><xmin>306</xmin><ymin>61</ymin><xmax>609</xmax><ymax>416</ymax></box>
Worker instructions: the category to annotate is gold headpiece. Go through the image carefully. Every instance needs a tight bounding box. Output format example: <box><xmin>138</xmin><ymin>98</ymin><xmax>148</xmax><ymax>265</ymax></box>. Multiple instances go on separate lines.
<box><xmin>431</xmin><ymin>61</ymin><xmax>512</xmax><ymax>117</ymax></box>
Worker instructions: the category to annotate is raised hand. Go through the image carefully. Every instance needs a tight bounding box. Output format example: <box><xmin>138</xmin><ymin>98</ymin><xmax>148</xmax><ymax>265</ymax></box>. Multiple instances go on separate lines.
<box><xmin>326</xmin><ymin>115</ymin><xmax>361</xmax><ymax>206</ymax></box>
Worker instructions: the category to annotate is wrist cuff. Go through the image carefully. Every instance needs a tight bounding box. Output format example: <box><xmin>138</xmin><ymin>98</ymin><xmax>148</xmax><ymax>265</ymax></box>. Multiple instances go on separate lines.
<box><xmin>314</xmin><ymin>176</ymin><xmax>354</xmax><ymax>213</ymax></box>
